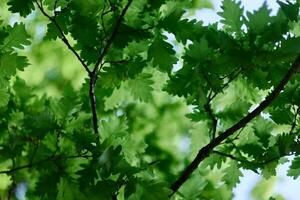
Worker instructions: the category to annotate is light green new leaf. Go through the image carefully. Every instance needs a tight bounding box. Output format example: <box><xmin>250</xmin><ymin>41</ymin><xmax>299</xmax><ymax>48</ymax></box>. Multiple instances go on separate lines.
<box><xmin>222</xmin><ymin>162</ymin><xmax>243</xmax><ymax>188</ymax></box>
<box><xmin>288</xmin><ymin>156</ymin><xmax>300</xmax><ymax>179</ymax></box>
<box><xmin>0</xmin><ymin>88</ymin><xmax>9</xmax><ymax>108</ymax></box>
<box><xmin>127</xmin><ymin>73</ymin><xmax>154</xmax><ymax>102</ymax></box>
<box><xmin>0</xmin><ymin>53</ymin><xmax>28</xmax><ymax>77</ymax></box>
<box><xmin>261</xmin><ymin>161</ymin><xmax>277</xmax><ymax>179</ymax></box>
<box><xmin>101</xmin><ymin>115</ymin><xmax>128</xmax><ymax>142</ymax></box>
<box><xmin>1</xmin><ymin>23</ymin><xmax>31</xmax><ymax>50</ymax></box>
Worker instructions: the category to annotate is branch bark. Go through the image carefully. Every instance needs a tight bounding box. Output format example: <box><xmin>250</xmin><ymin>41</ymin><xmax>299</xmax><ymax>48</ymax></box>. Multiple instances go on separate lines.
<box><xmin>170</xmin><ymin>55</ymin><xmax>300</xmax><ymax>195</ymax></box>
<box><xmin>89</xmin><ymin>73</ymin><xmax>99</xmax><ymax>136</ymax></box>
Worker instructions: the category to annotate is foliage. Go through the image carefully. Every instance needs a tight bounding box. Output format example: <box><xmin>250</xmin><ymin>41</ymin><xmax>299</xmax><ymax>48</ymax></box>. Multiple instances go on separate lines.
<box><xmin>1</xmin><ymin>0</ymin><xmax>300</xmax><ymax>199</ymax></box>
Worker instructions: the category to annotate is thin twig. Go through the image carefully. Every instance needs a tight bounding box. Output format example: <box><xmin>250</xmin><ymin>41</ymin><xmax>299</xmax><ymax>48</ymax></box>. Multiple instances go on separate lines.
<box><xmin>204</xmin><ymin>101</ymin><xmax>218</xmax><ymax>140</ymax></box>
<box><xmin>93</xmin><ymin>0</ymin><xmax>133</xmax><ymax>74</ymax></box>
<box><xmin>34</xmin><ymin>0</ymin><xmax>91</xmax><ymax>75</ymax></box>
<box><xmin>204</xmin><ymin>91</ymin><xmax>218</xmax><ymax>140</ymax></box>
<box><xmin>212</xmin><ymin>150</ymin><xmax>253</xmax><ymax>164</ymax></box>
<box><xmin>290</xmin><ymin>106</ymin><xmax>299</xmax><ymax>134</ymax></box>
<box><xmin>170</xmin><ymin>55</ymin><xmax>300</xmax><ymax>195</ymax></box>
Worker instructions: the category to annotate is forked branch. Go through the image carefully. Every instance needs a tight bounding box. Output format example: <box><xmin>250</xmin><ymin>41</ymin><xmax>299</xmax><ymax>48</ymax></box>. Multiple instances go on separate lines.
<box><xmin>35</xmin><ymin>0</ymin><xmax>133</xmax><ymax>138</ymax></box>
<box><xmin>88</xmin><ymin>0</ymin><xmax>133</xmax><ymax>137</ymax></box>
<box><xmin>170</xmin><ymin>55</ymin><xmax>300</xmax><ymax>194</ymax></box>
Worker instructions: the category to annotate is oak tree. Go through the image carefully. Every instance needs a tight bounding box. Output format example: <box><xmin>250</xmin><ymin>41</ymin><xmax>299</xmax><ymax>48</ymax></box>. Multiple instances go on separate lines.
<box><xmin>1</xmin><ymin>0</ymin><xmax>300</xmax><ymax>199</ymax></box>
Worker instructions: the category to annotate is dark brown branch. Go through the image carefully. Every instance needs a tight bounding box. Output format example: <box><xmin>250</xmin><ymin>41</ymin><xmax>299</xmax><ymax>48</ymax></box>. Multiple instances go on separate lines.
<box><xmin>170</xmin><ymin>55</ymin><xmax>300</xmax><ymax>195</ymax></box>
<box><xmin>34</xmin><ymin>0</ymin><xmax>91</xmax><ymax>75</ymax></box>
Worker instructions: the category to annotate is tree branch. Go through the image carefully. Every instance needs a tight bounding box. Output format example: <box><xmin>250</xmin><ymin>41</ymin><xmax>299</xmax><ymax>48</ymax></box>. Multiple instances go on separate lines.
<box><xmin>93</xmin><ymin>0</ymin><xmax>133</xmax><ymax>74</ymax></box>
<box><xmin>88</xmin><ymin>0</ymin><xmax>133</xmax><ymax>138</ymax></box>
<box><xmin>204</xmin><ymin>93</ymin><xmax>218</xmax><ymax>140</ymax></box>
<box><xmin>89</xmin><ymin>72</ymin><xmax>99</xmax><ymax>136</ymax></box>
<box><xmin>170</xmin><ymin>55</ymin><xmax>300</xmax><ymax>195</ymax></box>
<box><xmin>34</xmin><ymin>0</ymin><xmax>91</xmax><ymax>75</ymax></box>
<box><xmin>0</xmin><ymin>154</ymin><xmax>93</xmax><ymax>174</ymax></box>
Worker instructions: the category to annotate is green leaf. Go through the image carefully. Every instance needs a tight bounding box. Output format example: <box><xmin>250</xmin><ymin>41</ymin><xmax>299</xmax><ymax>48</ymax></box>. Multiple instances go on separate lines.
<box><xmin>35</xmin><ymin>172</ymin><xmax>60</xmax><ymax>198</ymax></box>
<box><xmin>218</xmin><ymin>0</ymin><xmax>243</xmax><ymax>33</ymax></box>
<box><xmin>0</xmin><ymin>53</ymin><xmax>28</xmax><ymax>77</ymax></box>
<box><xmin>0</xmin><ymin>88</ymin><xmax>9</xmax><ymax>108</ymax></box>
<box><xmin>202</xmin><ymin>154</ymin><xmax>226</xmax><ymax>169</ymax></box>
<box><xmin>246</xmin><ymin>2</ymin><xmax>272</xmax><ymax>34</ymax></box>
<box><xmin>288</xmin><ymin>156</ymin><xmax>300</xmax><ymax>179</ymax></box>
<box><xmin>57</xmin><ymin>178</ymin><xmax>86</xmax><ymax>200</ymax></box>
<box><xmin>1</xmin><ymin>23</ymin><xmax>31</xmax><ymax>50</ymax></box>
<box><xmin>185</xmin><ymin>37</ymin><xmax>212</xmax><ymax>63</ymax></box>
<box><xmin>7</xmin><ymin>0</ymin><xmax>34</xmax><ymax>17</ymax></box>
<box><xmin>45</xmin><ymin>9</ymin><xmax>71</xmax><ymax>41</ymax></box>
<box><xmin>179</xmin><ymin>173</ymin><xmax>207</xmax><ymax>199</ymax></box>
<box><xmin>129</xmin><ymin>181</ymin><xmax>171</xmax><ymax>200</ymax></box>
<box><xmin>253</xmin><ymin>117</ymin><xmax>274</xmax><ymax>147</ymax></box>
<box><xmin>140</xmin><ymin>181</ymin><xmax>171</xmax><ymax>200</ymax></box>
<box><xmin>97</xmin><ymin>146</ymin><xmax>122</xmax><ymax>178</ymax></box>
<box><xmin>43</xmin><ymin>0</ymin><xmax>68</xmax><ymax>9</ymax></box>
<box><xmin>0</xmin><ymin>29</ymin><xmax>8</xmax><ymax>45</ymax></box>
<box><xmin>277</xmin><ymin>133</ymin><xmax>294</xmax><ymax>156</ymax></box>
<box><xmin>261</xmin><ymin>161</ymin><xmax>277</xmax><ymax>179</ymax></box>
<box><xmin>127</xmin><ymin>73</ymin><xmax>154</xmax><ymax>102</ymax></box>
<box><xmin>222</xmin><ymin>162</ymin><xmax>243</xmax><ymax>188</ymax></box>
<box><xmin>278</xmin><ymin>1</ymin><xmax>299</xmax><ymax>22</ymax></box>
<box><xmin>280</xmin><ymin>37</ymin><xmax>300</xmax><ymax>54</ymax></box>
<box><xmin>70</xmin><ymin>13</ymin><xmax>100</xmax><ymax>64</ymax></box>
<box><xmin>148</xmin><ymin>34</ymin><xmax>178</xmax><ymax>73</ymax></box>
<box><xmin>269</xmin><ymin>108</ymin><xmax>293</xmax><ymax>124</ymax></box>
